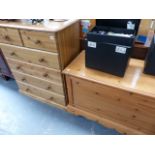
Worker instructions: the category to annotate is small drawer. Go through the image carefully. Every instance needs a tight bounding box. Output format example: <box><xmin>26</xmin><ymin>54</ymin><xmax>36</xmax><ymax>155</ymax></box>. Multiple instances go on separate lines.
<box><xmin>0</xmin><ymin>43</ymin><xmax>60</xmax><ymax>69</ymax></box>
<box><xmin>20</xmin><ymin>30</ymin><xmax>58</xmax><ymax>52</ymax></box>
<box><xmin>18</xmin><ymin>82</ymin><xmax>65</xmax><ymax>106</ymax></box>
<box><xmin>0</xmin><ymin>27</ymin><xmax>22</xmax><ymax>46</ymax></box>
<box><xmin>13</xmin><ymin>70</ymin><xmax>64</xmax><ymax>95</ymax></box>
<box><xmin>6</xmin><ymin>58</ymin><xmax>62</xmax><ymax>84</ymax></box>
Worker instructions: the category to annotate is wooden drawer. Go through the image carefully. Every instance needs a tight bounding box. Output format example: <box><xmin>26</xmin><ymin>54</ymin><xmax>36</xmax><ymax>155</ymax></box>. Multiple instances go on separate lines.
<box><xmin>18</xmin><ymin>82</ymin><xmax>65</xmax><ymax>106</ymax></box>
<box><xmin>6</xmin><ymin>58</ymin><xmax>62</xmax><ymax>84</ymax></box>
<box><xmin>20</xmin><ymin>30</ymin><xmax>58</xmax><ymax>52</ymax></box>
<box><xmin>0</xmin><ymin>43</ymin><xmax>60</xmax><ymax>69</ymax></box>
<box><xmin>13</xmin><ymin>70</ymin><xmax>64</xmax><ymax>95</ymax></box>
<box><xmin>67</xmin><ymin>76</ymin><xmax>155</xmax><ymax>134</ymax></box>
<box><xmin>0</xmin><ymin>27</ymin><xmax>22</xmax><ymax>46</ymax></box>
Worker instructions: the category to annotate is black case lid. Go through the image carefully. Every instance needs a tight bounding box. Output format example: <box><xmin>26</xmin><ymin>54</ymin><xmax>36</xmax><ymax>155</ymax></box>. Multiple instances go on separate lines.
<box><xmin>96</xmin><ymin>19</ymin><xmax>141</xmax><ymax>34</ymax></box>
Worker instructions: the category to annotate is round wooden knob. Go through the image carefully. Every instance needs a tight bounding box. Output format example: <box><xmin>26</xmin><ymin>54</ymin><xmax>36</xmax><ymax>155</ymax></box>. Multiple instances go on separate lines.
<box><xmin>39</xmin><ymin>58</ymin><xmax>45</xmax><ymax>62</ymax></box>
<box><xmin>10</xmin><ymin>52</ymin><xmax>16</xmax><ymax>56</ymax></box>
<box><xmin>16</xmin><ymin>66</ymin><xmax>21</xmax><ymax>70</ymax></box>
<box><xmin>47</xmin><ymin>86</ymin><xmax>51</xmax><ymax>90</ymax></box>
<box><xmin>43</xmin><ymin>73</ymin><xmax>48</xmax><ymax>77</ymax></box>
<box><xmin>26</xmin><ymin>88</ymin><xmax>30</xmax><ymax>92</ymax></box>
<box><xmin>49</xmin><ymin>97</ymin><xmax>54</xmax><ymax>101</ymax></box>
<box><xmin>35</xmin><ymin>40</ymin><xmax>41</xmax><ymax>44</ymax></box>
<box><xmin>21</xmin><ymin>78</ymin><xmax>26</xmax><ymax>82</ymax></box>
<box><xmin>4</xmin><ymin>35</ymin><xmax>10</xmax><ymax>40</ymax></box>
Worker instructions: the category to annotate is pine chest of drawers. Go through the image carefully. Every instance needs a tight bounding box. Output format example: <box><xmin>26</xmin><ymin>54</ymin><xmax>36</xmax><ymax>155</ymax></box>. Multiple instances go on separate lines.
<box><xmin>0</xmin><ymin>20</ymin><xmax>80</xmax><ymax>109</ymax></box>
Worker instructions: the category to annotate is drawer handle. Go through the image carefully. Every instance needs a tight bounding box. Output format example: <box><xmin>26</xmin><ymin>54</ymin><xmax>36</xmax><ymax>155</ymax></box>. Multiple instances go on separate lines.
<box><xmin>4</xmin><ymin>35</ymin><xmax>10</xmax><ymax>41</ymax></box>
<box><xmin>35</xmin><ymin>40</ymin><xmax>41</xmax><ymax>44</ymax></box>
<box><xmin>26</xmin><ymin>88</ymin><xmax>30</xmax><ymax>92</ymax></box>
<box><xmin>43</xmin><ymin>73</ymin><xmax>48</xmax><ymax>77</ymax></box>
<box><xmin>47</xmin><ymin>86</ymin><xmax>51</xmax><ymax>90</ymax></box>
<box><xmin>10</xmin><ymin>52</ymin><xmax>16</xmax><ymax>56</ymax></box>
<box><xmin>39</xmin><ymin>58</ymin><xmax>46</xmax><ymax>63</ymax></box>
<box><xmin>21</xmin><ymin>78</ymin><xmax>26</xmax><ymax>82</ymax></box>
<box><xmin>16</xmin><ymin>66</ymin><xmax>21</xmax><ymax>70</ymax></box>
<box><xmin>49</xmin><ymin>97</ymin><xmax>54</xmax><ymax>101</ymax></box>
<box><xmin>27</xmin><ymin>36</ymin><xmax>31</xmax><ymax>40</ymax></box>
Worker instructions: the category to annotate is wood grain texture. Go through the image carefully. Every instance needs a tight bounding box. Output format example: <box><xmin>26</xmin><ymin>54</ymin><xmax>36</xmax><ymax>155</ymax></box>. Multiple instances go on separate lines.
<box><xmin>18</xmin><ymin>82</ymin><xmax>65</xmax><ymax>106</ymax></box>
<box><xmin>6</xmin><ymin>58</ymin><xmax>62</xmax><ymax>84</ymax></box>
<box><xmin>13</xmin><ymin>70</ymin><xmax>64</xmax><ymax>95</ymax></box>
<box><xmin>69</xmin><ymin>76</ymin><xmax>155</xmax><ymax>134</ymax></box>
<box><xmin>0</xmin><ymin>43</ymin><xmax>60</xmax><ymax>69</ymax></box>
<box><xmin>20</xmin><ymin>30</ymin><xmax>58</xmax><ymax>52</ymax></box>
<box><xmin>63</xmin><ymin>51</ymin><xmax>155</xmax><ymax>134</ymax></box>
<box><xmin>67</xmin><ymin>105</ymin><xmax>145</xmax><ymax>135</ymax></box>
<box><xmin>0</xmin><ymin>27</ymin><xmax>22</xmax><ymax>46</ymax></box>
<box><xmin>57</xmin><ymin>21</ymin><xmax>80</xmax><ymax>69</ymax></box>
<box><xmin>0</xmin><ymin>20</ymin><xmax>80</xmax><ymax>32</ymax></box>
<box><xmin>65</xmin><ymin>75</ymin><xmax>74</xmax><ymax>106</ymax></box>
<box><xmin>63</xmin><ymin>51</ymin><xmax>155</xmax><ymax>98</ymax></box>
<box><xmin>137</xmin><ymin>19</ymin><xmax>152</xmax><ymax>36</ymax></box>
<box><xmin>20</xmin><ymin>89</ymin><xmax>66</xmax><ymax>110</ymax></box>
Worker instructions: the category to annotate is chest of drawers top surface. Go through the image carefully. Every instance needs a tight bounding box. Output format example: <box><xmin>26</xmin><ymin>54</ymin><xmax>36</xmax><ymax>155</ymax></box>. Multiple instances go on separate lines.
<box><xmin>0</xmin><ymin>20</ymin><xmax>79</xmax><ymax>32</ymax></box>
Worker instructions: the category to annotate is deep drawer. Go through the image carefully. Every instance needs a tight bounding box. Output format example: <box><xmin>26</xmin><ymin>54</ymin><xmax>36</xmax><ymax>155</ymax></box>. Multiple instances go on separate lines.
<box><xmin>6</xmin><ymin>58</ymin><xmax>62</xmax><ymax>84</ymax></box>
<box><xmin>0</xmin><ymin>43</ymin><xmax>60</xmax><ymax>69</ymax></box>
<box><xmin>13</xmin><ymin>70</ymin><xmax>64</xmax><ymax>95</ymax></box>
<box><xmin>18</xmin><ymin>82</ymin><xmax>65</xmax><ymax>106</ymax></box>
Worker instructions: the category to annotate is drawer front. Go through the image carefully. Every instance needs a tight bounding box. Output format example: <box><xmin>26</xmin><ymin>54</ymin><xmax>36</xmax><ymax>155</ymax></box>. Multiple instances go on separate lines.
<box><xmin>69</xmin><ymin>76</ymin><xmax>155</xmax><ymax>134</ymax></box>
<box><xmin>20</xmin><ymin>30</ymin><xmax>58</xmax><ymax>52</ymax></box>
<box><xmin>0</xmin><ymin>43</ymin><xmax>60</xmax><ymax>69</ymax></box>
<box><xmin>13</xmin><ymin>70</ymin><xmax>64</xmax><ymax>95</ymax></box>
<box><xmin>6</xmin><ymin>58</ymin><xmax>62</xmax><ymax>84</ymax></box>
<box><xmin>0</xmin><ymin>27</ymin><xmax>22</xmax><ymax>46</ymax></box>
<box><xmin>18</xmin><ymin>82</ymin><xmax>65</xmax><ymax>106</ymax></box>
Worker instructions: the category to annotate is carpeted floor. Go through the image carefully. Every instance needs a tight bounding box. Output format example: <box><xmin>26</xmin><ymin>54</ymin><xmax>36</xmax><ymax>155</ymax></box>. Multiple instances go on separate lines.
<box><xmin>0</xmin><ymin>78</ymin><xmax>120</xmax><ymax>135</ymax></box>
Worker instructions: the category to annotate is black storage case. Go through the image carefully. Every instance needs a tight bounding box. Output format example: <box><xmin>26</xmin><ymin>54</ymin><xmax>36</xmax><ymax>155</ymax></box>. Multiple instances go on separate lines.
<box><xmin>85</xmin><ymin>19</ymin><xmax>140</xmax><ymax>77</ymax></box>
<box><xmin>144</xmin><ymin>35</ymin><xmax>155</xmax><ymax>76</ymax></box>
